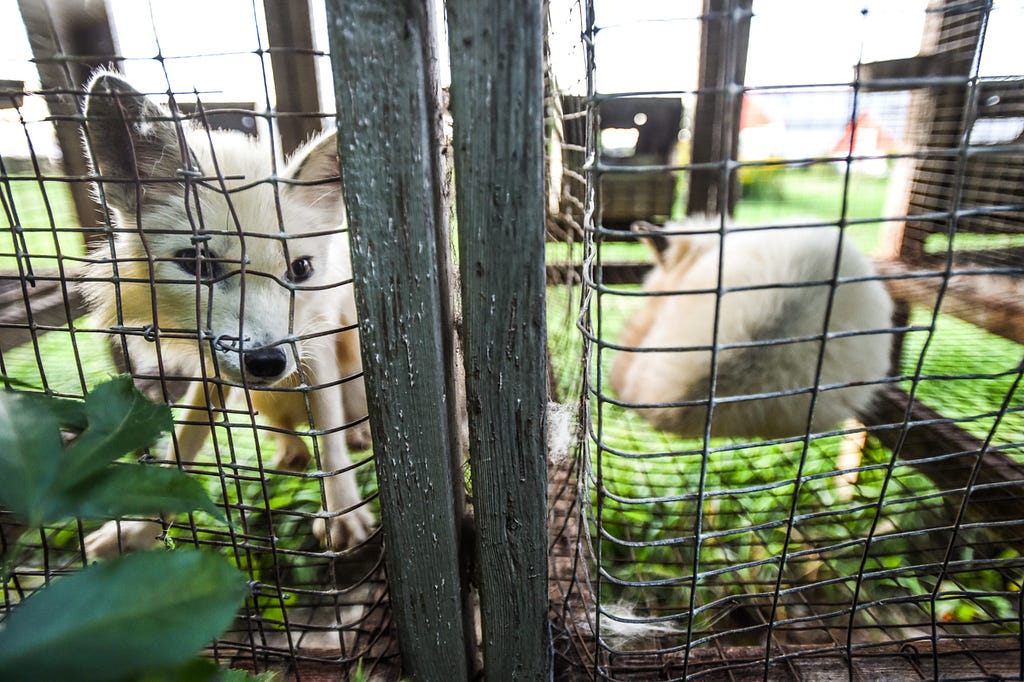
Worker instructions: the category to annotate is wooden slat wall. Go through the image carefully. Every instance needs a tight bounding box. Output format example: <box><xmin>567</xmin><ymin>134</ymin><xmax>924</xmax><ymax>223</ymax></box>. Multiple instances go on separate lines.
<box><xmin>887</xmin><ymin>0</ymin><xmax>1023</xmax><ymax>262</ymax></box>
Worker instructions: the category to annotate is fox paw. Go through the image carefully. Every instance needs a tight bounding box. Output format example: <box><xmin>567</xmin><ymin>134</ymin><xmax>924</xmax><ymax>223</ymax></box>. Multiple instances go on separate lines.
<box><xmin>84</xmin><ymin>520</ymin><xmax>164</xmax><ymax>560</ymax></box>
<box><xmin>313</xmin><ymin>506</ymin><xmax>375</xmax><ymax>549</ymax></box>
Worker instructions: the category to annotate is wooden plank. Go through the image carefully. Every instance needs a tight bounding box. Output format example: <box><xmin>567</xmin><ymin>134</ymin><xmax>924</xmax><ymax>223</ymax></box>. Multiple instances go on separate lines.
<box><xmin>446</xmin><ymin>0</ymin><xmax>550</xmax><ymax>678</ymax></box>
<box><xmin>876</xmin><ymin>259</ymin><xmax>1024</xmax><ymax>345</ymax></box>
<box><xmin>262</xmin><ymin>0</ymin><xmax>322</xmax><ymax>156</ymax></box>
<box><xmin>589</xmin><ymin>640</ymin><xmax>1022</xmax><ymax>680</ymax></box>
<box><xmin>16</xmin><ymin>0</ymin><xmax>118</xmax><ymax>233</ymax></box>
<box><xmin>867</xmin><ymin>384</ymin><xmax>1024</xmax><ymax>525</ymax></box>
<box><xmin>323</xmin><ymin>1</ymin><xmax>469</xmax><ymax>678</ymax></box>
<box><xmin>0</xmin><ymin>274</ymin><xmax>85</xmax><ymax>353</ymax></box>
<box><xmin>857</xmin><ymin>54</ymin><xmax>961</xmax><ymax>91</ymax></box>
<box><xmin>687</xmin><ymin>0</ymin><xmax>752</xmax><ymax>218</ymax></box>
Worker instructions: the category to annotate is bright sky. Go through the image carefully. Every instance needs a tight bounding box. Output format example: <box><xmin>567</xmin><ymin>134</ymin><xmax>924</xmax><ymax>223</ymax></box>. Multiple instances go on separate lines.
<box><xmin>552</xmin><ymin>0</ymin><xmax>1021</xmax><ymax>93</ymax></box>
<box><xmin>1</xmin><ymin>0</ymin><xmax>1021</xmax><ymax>158</ymax></box>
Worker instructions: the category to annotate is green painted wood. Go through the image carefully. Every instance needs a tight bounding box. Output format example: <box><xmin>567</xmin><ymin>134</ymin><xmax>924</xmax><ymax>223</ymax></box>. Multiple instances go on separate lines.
<box><xmin>446</xmin><ymin>0</ymin><xmax>551</xmax><ymax>679</ymax></box>
<box><xmin>323</xmin><ymin>1</ymin><xmax>469</xmax><ymax>678</ymax></box>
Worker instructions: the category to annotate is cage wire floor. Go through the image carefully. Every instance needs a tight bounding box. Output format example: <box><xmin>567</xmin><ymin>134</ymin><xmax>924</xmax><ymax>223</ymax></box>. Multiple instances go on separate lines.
<box><xmin>544</xmin><ymin>270</ymin><xmax>1024</xmax><ymax>679</ymax></box>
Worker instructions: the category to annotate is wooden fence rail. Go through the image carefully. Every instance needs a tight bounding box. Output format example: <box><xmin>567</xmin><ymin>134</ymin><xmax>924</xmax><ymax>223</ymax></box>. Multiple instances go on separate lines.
<box><xmin>325</xmin><ymin>1</ymin><xmax>470</xmax><ymax>677</ymax></box>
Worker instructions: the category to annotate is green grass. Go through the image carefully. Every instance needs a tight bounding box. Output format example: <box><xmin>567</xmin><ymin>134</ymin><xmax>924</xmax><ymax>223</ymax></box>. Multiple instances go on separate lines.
<box><xmin>927</xmin><ymin>231</ymin><xmax>1024</xmax><ymax>255</ymax></box>
<box><xmin>902</xmin><ymin>306</ymin><xmax>1024</xmax><ymax>444</ymax></box>
<box><xmin>1</xmin><ymin>177</ymin><xmax>85</xmax><ymax>272</ymax></box>
<box><xmin>734</xmin><ymin>164</ymin><xmax>890</xmax><ymax>255</ymax></box>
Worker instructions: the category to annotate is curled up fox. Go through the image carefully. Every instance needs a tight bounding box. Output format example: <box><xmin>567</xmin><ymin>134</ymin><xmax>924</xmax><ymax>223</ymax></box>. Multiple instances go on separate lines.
<box><xmin>610</xmin><ymin>217</ymin><xmax>894</xmax><ymax>439</ymax></box>
<box><xmin>78</xmin><ymin>73</ymin><xmax>374</xmax><ymax>557</ymax></box>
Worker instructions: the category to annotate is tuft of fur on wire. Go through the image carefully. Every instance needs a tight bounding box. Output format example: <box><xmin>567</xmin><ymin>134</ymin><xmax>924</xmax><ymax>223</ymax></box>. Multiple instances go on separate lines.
<box><xmin>546</xmin><ymin>401</ymin><xmax>577</xmax><ymax>464</ymax></box>
<box><xmin>576</xmin><ymin>602</ymin><xmax>683</xmax><ymax>651</ymax></box>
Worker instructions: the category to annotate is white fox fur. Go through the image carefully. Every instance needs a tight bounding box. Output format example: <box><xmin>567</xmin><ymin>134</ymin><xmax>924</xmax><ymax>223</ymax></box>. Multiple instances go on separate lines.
<box><xmin>610</xmin><ymin>216</ymin><xmax>893</xmax><ymax>439</ymax></box>
<box><xmin>78</xmin><ymin>73</ymin><xmax>373</xmax><ymax>557</ymax></box>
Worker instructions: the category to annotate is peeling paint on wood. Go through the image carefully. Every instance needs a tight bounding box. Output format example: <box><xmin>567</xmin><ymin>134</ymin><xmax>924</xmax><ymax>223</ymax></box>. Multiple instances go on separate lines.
<box><xmin>447</xmin><ymin>0</ymin><xmax>551</xmax><ymax>678</ymax></box>
<box><xmin>325</xmin><ymin>0</ymin><xmax>468</xmax><ymax>677</ymax></box>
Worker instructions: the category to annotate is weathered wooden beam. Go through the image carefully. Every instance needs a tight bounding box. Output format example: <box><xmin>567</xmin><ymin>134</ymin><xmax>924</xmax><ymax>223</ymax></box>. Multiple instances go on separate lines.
<box><xmin>867</xmin><ymin>384</ymin><xmax>1024</xmax><ymax>524</ymax></box>
<box><xmin>446</xmin><ymin>0</ymin><xmax>550</xmax><ymax>678</ymax></box>
<box><xmin>687</xmin><ymin>0</ymin><xmax>752</xmax><ymax>218</ymax></box>
<box><xmin>262</xmin><ymin>0</ymin><xmax>322</xmax><ymax>156</ymax></box>
<box><xmin>324</xmin><ymin>1</ymin><xmax>469</xmax><ymax>678</ymax></box>
<box><xmin>16</xmin><ymin>0</ymin><xmax>118</xmax><ymax>233</ymax></box>
<box><xmin>875</xmin><ymin>259</ymin><xmax>1024</xmax><ymax>345</ymax></box>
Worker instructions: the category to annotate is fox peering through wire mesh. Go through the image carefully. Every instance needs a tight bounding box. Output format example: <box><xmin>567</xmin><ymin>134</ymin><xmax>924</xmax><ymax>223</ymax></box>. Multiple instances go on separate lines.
<box><xmin>77</xmin><ymin>72</ymin><xmax>374</xmax><ymax>558</ymax></box>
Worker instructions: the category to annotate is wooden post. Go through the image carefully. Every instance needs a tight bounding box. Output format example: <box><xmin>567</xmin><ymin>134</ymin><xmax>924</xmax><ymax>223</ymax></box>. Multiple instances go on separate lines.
<box><xmin>447</xmin><ymin>0</ymin><xmax>551</xmax><ymax>679</ymax></box>
<box><xmin>879</xmin><ymin>0</ymin><xmax>988</xmax><ymax>263</ymax></box>
<box><xmin>262</xmin><ymin>0</ymin><xmax>322</xmax><ymax>156</ymax></box>
<box><xmin>687</xmin><ymin>0</ymin><xmax>752</xmax><ymax>218</ymax></box>
<box><xmin>324</xmin><ymin>1</ymin><xmax>469</xmax><ymax>678</ymax></box>
<box><xmin>17</xmin><ymin>0</ymin><xmax>119</xmax><ymax>232</ymax></box>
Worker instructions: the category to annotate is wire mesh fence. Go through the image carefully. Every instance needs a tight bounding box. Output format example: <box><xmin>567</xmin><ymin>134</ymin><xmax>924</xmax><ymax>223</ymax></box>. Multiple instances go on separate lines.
<box><xmin>1</xmin><ymin>0</ymin><xmax>395</xmax><ymax>676</ymax></box>
<box><xmin>544</xmin><ymin>0</ymin><xmax>1024</xmax><ymax>679</ymax></box>
<box><xmin>1</xmin><ymin>0</ymin><xmax>1023</xmax><ymax>680</ymax></box>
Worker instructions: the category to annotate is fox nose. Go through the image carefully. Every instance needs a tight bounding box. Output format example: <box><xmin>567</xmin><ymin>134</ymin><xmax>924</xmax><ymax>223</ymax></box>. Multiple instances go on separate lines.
<box><xmin>243</xmin><ymin>347</ymin><xmax>288</xmax><ymax>379</ymax></box>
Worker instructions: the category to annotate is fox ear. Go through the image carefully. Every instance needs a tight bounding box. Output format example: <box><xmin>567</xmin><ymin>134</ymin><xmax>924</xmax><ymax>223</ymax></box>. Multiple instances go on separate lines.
<box><xmin>82</xmin><ymin>72</ymin><xmax>187</xmax><ymax>213</ymax></box>
<box><xmin>286</xmin><ymin>129</ymin><xmax>346</xmax><ymax>223</ymax></box>
<box><xmin>631</xmin><ymin>220</ymin><xmax>669</xmax><ymax>266</ymax></box>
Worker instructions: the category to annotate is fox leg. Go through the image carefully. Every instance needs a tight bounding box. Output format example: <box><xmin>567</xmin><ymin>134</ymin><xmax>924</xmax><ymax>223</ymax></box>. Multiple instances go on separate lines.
<box><xmin>84</xmin><ymin>381</ymin><xmax>224</xmax><ymax>559</ymax></box>
<box><xmin>304</xmin><ymin>336</ymin><xmax>374</xmax><ymax>549</ymax></box>
<box><xmin>338</xmin><ymin>322</ymin><xmax>372</xmax><ymax>452</ymax></box>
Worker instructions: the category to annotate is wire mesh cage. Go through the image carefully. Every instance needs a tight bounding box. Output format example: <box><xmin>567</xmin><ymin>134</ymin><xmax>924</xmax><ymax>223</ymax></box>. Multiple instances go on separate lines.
<box><xmin>2</xmin><ymin>0</ymin><xmax>1023</xmax><ymax>680</ymax></box>
<box><xmin>545</xmin><ymin>0</ymin><xmax>1024</xmax><ymax>679</ymax></box>
<box><xmin>1</xmin><ymin>1</ymin><xmax>394</xmax><ymax>676</ymax></box>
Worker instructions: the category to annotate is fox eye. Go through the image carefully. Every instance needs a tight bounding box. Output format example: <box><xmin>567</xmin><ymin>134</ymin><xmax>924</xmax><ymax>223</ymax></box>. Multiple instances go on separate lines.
<box><xmin>172</xmin><ymin>247</ymin><xmax>218</xmax><ymax>281</ymax></box>
<box><xmin>287</xmin><ymin>257</ymin><xmax>314</xmax><ymax>283</ymax></box>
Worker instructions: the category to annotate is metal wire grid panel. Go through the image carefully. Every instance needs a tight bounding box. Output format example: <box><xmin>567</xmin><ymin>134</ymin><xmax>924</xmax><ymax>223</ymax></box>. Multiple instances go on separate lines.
<box><xmin>2</xmin><ymin>0</ymin><xmax>1023</xmax><ymax>679</ymax></box>
<box><xmin>545</xmin><ymin>0</ymin><xmax>1024</xmax><ymax>679</ymax></box>
<box><xmin>0</xmin><ymin>1</ymin><xmax>395</xmax><ymax>675</ymax></box>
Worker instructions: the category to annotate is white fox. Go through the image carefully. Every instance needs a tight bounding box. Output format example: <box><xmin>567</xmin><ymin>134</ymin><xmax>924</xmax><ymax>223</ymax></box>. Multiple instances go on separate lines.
<box><xmin>610</xmin><ymin>217</ymin><xmax>894</xmax><ymax>439</ymax></box>
<box><xmin>78</xmin><ymin>73</ymin><xmax>373</xmax><ymax>557</ymax></box>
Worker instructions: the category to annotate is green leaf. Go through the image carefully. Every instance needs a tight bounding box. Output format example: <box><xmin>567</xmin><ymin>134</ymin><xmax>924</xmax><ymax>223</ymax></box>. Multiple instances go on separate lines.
<box><xmin>0</xmin><ymin>392</ymin><xmax>65</xmax><ymax>527</ymax></box>
<box><xmin>0</xmin><ymin>551</ymin><xmax>249</xmax><ymax>682</ymax></box>
<box><xmin>15</xmin><ymin>391</ymin><xmax>90</xmax><ymax>432</ymax></box>
<box><xmin>69</xmin><ymin>464</ymin><xmax>226</xmax><ymax>522</ymax></box>
<box><xmin>0</xmin><ymin>378</ymin><xmax>193</xmax><ymax>528</ymax></box>
<box><xmin>62</xmin><ymin>376</ymin><xmax>173</xmax><ymax>482</ymax></box>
